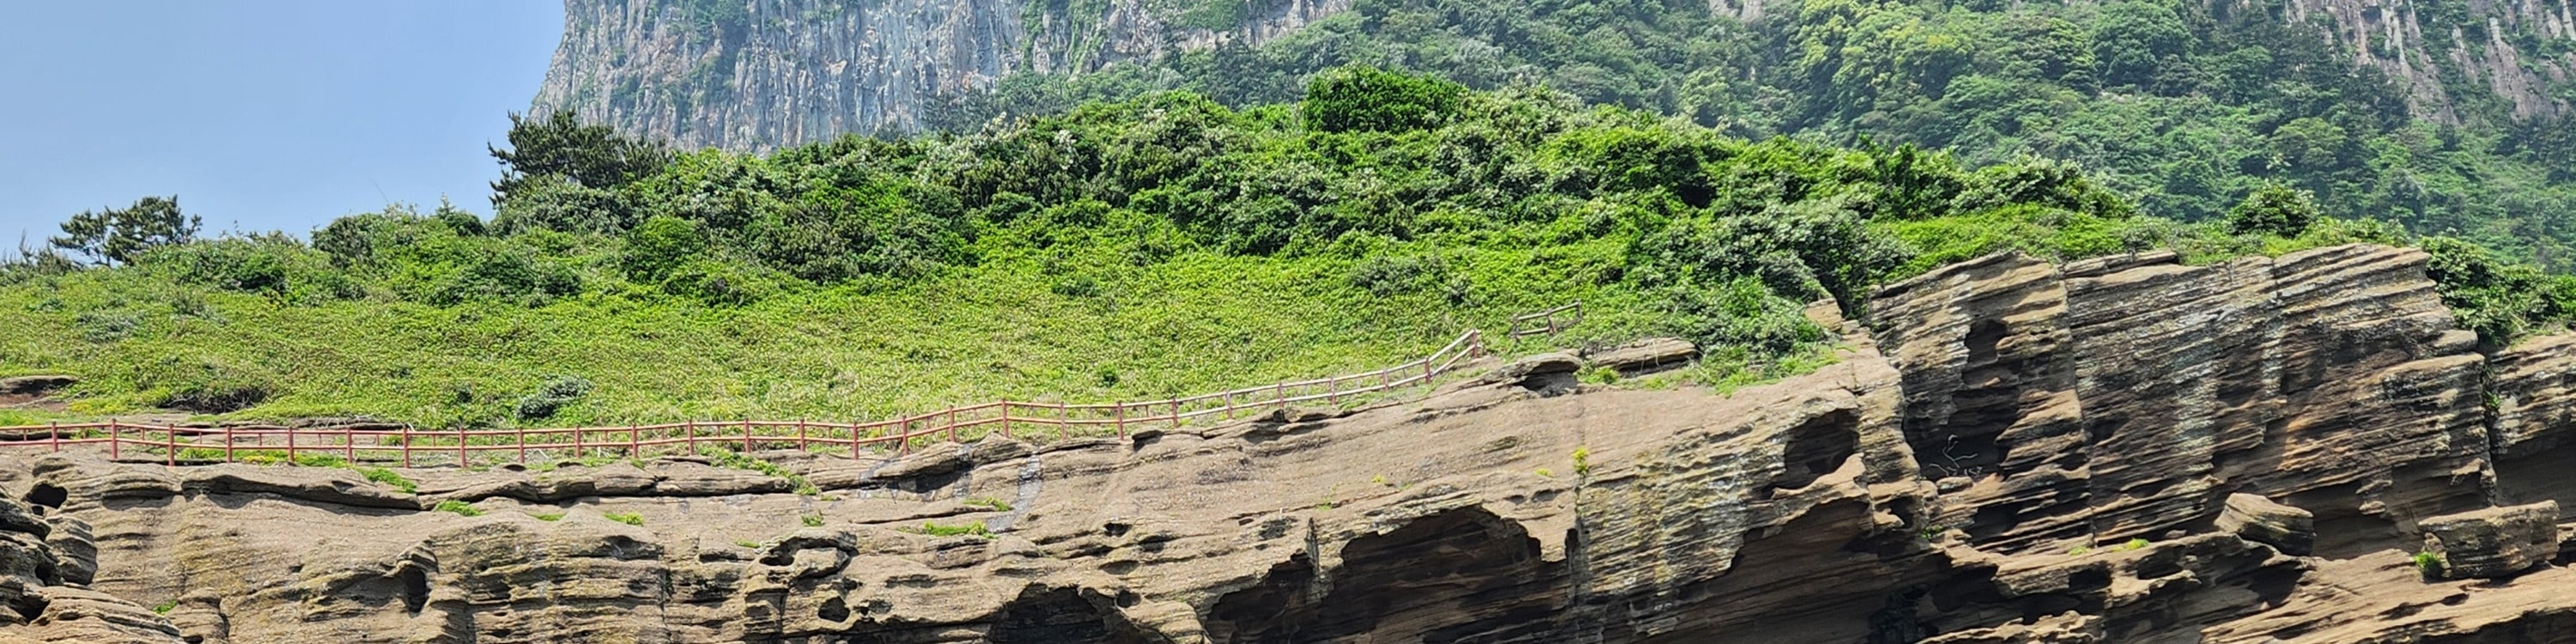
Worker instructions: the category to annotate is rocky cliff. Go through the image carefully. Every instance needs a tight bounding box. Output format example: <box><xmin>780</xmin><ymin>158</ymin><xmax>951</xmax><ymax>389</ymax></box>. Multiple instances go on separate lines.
<box><xmin>530</xmin><ymin>0</ymin><xmax>1346</xmax><ymax>151</ymax></box>
<box><xmin>7</xmin><ymin>243</ymin><xmax>2576</xmax><ymax>642</ymax></box>
<box><xmin>532</xmin><ymin>0</ymin><xmax>2573</xmax><ymax>151</ymax></box>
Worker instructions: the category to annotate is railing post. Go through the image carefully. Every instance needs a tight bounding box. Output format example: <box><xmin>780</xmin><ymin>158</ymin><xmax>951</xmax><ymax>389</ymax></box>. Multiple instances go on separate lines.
<box><xmin>1223</xmin><ymin>392</ymin><xmax>1232</xmax><ymax>420</ymax></box>
<box><xmin>945</xmin><ymin>407</ymin><xmax>957</xmax><ymax>442</ymax></box>
<box><xmin>684</xmin><ymin>420</ymin><xmax>695</xmax><ymax>454</ymax></box>
<box><xmin>1170</xmin><ymin>398</ymin><xmax>1180</xmax><ymax>430</ymax></box>
<box><xmin>400</xmin><ymin>430</ymin><xmax>410</xmax><ymax>468</ymax></box>
<box><xmin>222</xmin><ymin>427</ymin><xmax>233</xmax><ymax>463</ymax></box>
<box><xmin>286</xmin><ymin>427</ymin><xmax>295</xmax><ymax>464</ymax></box>
<box><xmin>165</xmin><ymin>427</ymin><xmax>174</xmax><ymax>467</ymax></box>
<box><xmin>517</xmin><ymin>427</ymin><xmax>527</xmax><ymax>464</ymax></box>
<box><xmin>345</xmin><ymin>427</ymin><xmax>355</xmax><ymax>463</ymax></box>
<box><xmin>1328</xmin><ymin>374</ymin><xmax>1339</xmax><ymax>406</ymax></box>
<box><xmin>742</xmin><ymin>420</ymin><xmax>753</xmax><ymax>453</ymax></box>
<box><xmin>108</xmin><ymin>421</ymin><xmax>118</xmax><ymax>460</ymax></box>
<box><xmin>797</xmin><ymin>420</ymin><xmax>808</xmax><ymax>452</ymax></box>
<box><xmin>851</xmin><ymin>422</ymin><xmax>862</xmax><ymax>460</ymax></box>
<box><xmin>457</xmin><ymin>428</ymin><xmax>468</xmax><ymax>468</ymax></box>
<box><xmin>1114</xmin><ymin>402</ymin><xmax>1125</xmax><ymax>437</ymax></box>
<box><xmin>999</xmin><ymin>400</ymin><xmax>1010</xmax><ymax>440</ymax></box>
<box><xmin>49</xmin><ymin>422</ymin><xmax>59</xmax><ymax>453</ymax></box>
<box><xmin>572</xmin><ymin>427</ymin><xmax>583</xmax><ymax>460</ymax></box>
<box><xmin>628</xmin><ymin>426</ymin><xmax>639</xmax><ymax>459</ymax></box>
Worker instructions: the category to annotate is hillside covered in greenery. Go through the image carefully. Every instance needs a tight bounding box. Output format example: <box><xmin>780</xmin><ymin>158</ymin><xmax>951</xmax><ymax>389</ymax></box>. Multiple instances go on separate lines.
<box><xmin>935</xmin><ymin>0</ymin><xmax>2576</xmax><ymax>271</ymax></box>
<box><xmin>4</xmin><ymin>70</ymin><xmax>2570</xmax><ymax>428</ymax></box>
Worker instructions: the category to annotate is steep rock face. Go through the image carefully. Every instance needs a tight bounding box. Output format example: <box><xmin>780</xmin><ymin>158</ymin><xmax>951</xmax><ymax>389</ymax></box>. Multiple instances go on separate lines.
<box><xmin>4</xmin><ymin>243</ymin><xmax>2576</xmax><ymax>642</ymax></box>
<box><xmin>1868</xmin><ymin>246</ymin><xmax>2491</xmax><ymax>558</ymax></box>
<box><xmin>2268</xmin><ymin>0</ymin><xmax>2576</xmax><ymax>119</ymax></box>
<box><xmin>531</xmin><ymin>0</ymin><xmax>1346</xmax><ymax>150</ymax></box>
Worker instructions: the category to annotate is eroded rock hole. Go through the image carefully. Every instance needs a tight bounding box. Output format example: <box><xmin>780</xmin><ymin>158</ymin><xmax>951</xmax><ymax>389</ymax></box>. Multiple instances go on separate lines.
<box><xmin>398</xmin><ymin>565</ymin><xmax>430</xmax><ymax>615</ymax></box>
<box><xmin>1769</xmin><ymin>409</ymin><xmax>1862</xmax><ymax>497</ymax></box>
<box><xmin>818</xmin><ymin>596</ymin><xmax>851</xmax><ymax>623</ymax></box>
<box><xmin>22</xmin><ymin>483</ymin><xmax>64</xmax><ymax>513</ymax></box>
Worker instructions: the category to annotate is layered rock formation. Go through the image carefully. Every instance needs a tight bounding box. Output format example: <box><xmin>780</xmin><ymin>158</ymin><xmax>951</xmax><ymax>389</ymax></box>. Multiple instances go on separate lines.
<box><xmin>3</xmin><ymin>243</ymin><xmax>2576</xmax><ymax>642</ymax></box>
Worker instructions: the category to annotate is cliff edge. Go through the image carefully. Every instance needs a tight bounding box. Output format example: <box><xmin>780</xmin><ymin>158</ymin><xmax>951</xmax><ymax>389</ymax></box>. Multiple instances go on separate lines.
<box><xmin>3</xmin><ymin>244</ymin><xmax>2576</xmax><ymax>642</ymax></box>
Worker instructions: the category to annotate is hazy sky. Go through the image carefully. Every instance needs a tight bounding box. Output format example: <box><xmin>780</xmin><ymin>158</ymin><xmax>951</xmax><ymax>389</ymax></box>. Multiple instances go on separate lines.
<box><xmin>0</xmin><ymin>2</ymin><xmax>564</xmax><ymax>252</ymax></box>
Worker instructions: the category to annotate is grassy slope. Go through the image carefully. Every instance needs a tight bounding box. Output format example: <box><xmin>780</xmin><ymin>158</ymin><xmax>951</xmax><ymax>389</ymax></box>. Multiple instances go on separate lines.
<box><xmin>0</xmin><ymin>243</ymin><xmax>1670</xmax><ymax>428</ymax></box>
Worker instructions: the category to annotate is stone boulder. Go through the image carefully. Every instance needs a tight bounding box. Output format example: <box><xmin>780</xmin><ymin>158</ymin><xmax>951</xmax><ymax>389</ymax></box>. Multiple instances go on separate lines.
<box><xmin>1581</xmin><ymin>337</ymin><xmax>1698</xmax><ymax>375</ymax></box>
<box><xmin>2217</xmin><ymin>492</ymin><xmax>2316</xmax><ymax>556</ymax></box>
<box><xmin>2421</xmin><ymin>501</ymin><xmax>2561</xmax><ymax>579</ymax></box>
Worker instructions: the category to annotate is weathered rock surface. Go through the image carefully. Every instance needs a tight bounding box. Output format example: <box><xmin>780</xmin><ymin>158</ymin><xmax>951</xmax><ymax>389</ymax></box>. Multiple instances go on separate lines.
<box><xmin>532</xmin><ymin>0</ymin><xmax>1347</xmax><ymax>150</ymax></box>
<box><xmin>1580</xmin><ymin>337</ymin><xmax>1699</xmax><ymax>375</ymax></box>
<box><xmin>2219</xmin><ymin>492</ymin><xmax>2318</xmax><ymax>556</ymax></box>
<box><xmin>2421</xmin><ymin>501</ymin><xmax>2561</xmax><ymax>579</ymax></box>
<box><xmin>3</xmin><ymin>244</ymin><xmax>2575</xmax><ymax>642</ymax></box>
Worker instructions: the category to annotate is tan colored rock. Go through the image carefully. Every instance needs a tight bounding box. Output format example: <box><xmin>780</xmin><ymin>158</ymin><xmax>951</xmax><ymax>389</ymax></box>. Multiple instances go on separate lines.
<box><xmin>1581</xmin><ymin>337</ymin><xmax>1698</xmax><ymax>374</ymax></box>
<box><xmin>2220</xmin><ymin>492</ymin><xmax>2318</xmax><ymax>556</ymax></box>
<box><xmin>2421</xmin><ymin>501</ymin><xmax>2561</xmax><ymax>579</ymax></box>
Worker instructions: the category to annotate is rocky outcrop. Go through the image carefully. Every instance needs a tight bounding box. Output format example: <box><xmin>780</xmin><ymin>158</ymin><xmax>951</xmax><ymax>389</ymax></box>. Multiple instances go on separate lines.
<box><xmin>5</xmin><ymin>243</ymin><xmax>2576</xmax><ymax>642</ymax></box>
<box><xmin>2272</xmin><ymin>0</ymin><xmax>2576</xmax><ymax>120</ymax></box>
<box><xmin>2421</xmin><ymin>501</ymin><xmax>2561</xmax><ymax>579</ymax></box>
<box><xmin>532</xmin><ymin>0</ymin><xmax>1347</xmax><ymax>150</ymax></box>
<box><xmin>1580</xmin><ymin>337</ymin><xmax>1699</xmax><ymax>375</ymax></box>
<box><xmin>2220</xmin><ymin>492</ymin><xmax>2318</xmax><ymax>556</ymax></box>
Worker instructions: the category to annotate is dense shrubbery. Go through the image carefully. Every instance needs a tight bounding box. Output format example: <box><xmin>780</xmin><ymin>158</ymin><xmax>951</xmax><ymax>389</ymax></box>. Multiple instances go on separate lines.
<box><xmin>3</xmin><ymin>69</ymin><xmax>2569</xmax><ymax>424</ymax></box>
<box><xmin>935</xmin><ymin>0</ymin><xmax>2576</xmax><ymax>272</ymax></box>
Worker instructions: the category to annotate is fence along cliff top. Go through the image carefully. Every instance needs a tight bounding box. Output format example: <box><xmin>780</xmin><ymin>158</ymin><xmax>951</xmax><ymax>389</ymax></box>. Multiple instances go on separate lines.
<box><xmin>0</xmin><ymin>304</ymin><xmax>1580</xmax><ymax>468</ymax></box>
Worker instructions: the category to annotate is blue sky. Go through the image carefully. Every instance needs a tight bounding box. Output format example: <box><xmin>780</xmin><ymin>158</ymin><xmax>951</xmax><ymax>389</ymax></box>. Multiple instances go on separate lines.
<box><xmin>0</xmin><ymin>2</ymin><xmax>564</xmax><ymax>252</ymax></box>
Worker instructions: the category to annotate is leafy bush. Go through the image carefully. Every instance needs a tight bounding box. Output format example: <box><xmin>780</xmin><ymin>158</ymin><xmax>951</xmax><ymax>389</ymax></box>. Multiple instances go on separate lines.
<box><xmin>515</xmin><ymin>375</ymin><xmax>595</xmax><ymax>421</ymax></box>
<box><xmin>2227</xmin><ymin>182</ymin><xmax>2322</xmax><ymax>236</ymax></box>
<box><xmin>622</xmin><ymin>215</ymin><xmax>709</xmax><ymax>282</ymax></box>
<box><xmin>1303</xmin><ymin>66</ymin><xmax>1467</xmax><ymax>133</ymax></box>
<box><xmin>76</xmin><ymin>311</ymin><xmax>142</xmax><ymax>343</ymax></box>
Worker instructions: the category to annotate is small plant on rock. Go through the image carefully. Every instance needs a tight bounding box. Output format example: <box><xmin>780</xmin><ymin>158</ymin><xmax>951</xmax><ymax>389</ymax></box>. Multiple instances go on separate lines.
<box><xmin>2413</xmin><ymin>551</ymin><xmax>2445</xmax><ymax>578</ymax></box>
<box><xmin>432</xmin><ymin>500</ymin><xmax>483</xmax><ymax>517</ymax></box>
<box><xmin>605</xmin><ymin>512</ymin><xmax>645</xmax><ymax>526</ymax></box>
<box><xmin>2124</xmin><ymin>538</ymin><xmax>2149</xmax><ymax>550</ymax></box>
<box><xmin>530</xmin><ymin>512</ymin><xmax>565</xmax><ymax>521</ymax></box>
<box><xmin>361</xmin><ymin>467</ymin><xmax>417</xmax><ymax>494</ymax></box>
<box><xmin>801</xmin><ymin>513</ymin><xmax>824</xmax><ymax>527</ymax></box>
<box><xmin>913</xmin><ymin>521</ymin><xmax>993</xmax><ymax>538</ymax></box>
<box><xmin>963</xmin><ymin>497</ymin><xmax>1012</xmax><ymax>512</ymax></box>
<box><xmin>1571</xmin><ymin>446</ymin><xmax>1592</xmax><ymax>477</ymax></box>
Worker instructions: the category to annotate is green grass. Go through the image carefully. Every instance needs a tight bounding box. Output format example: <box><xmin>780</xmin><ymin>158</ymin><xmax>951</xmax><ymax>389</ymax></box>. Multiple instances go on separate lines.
<box><xmin>431</xmin><ymin>500</ymin><xmax>483</xmax><ymax>517</ymax></box>
<box><xmin>530</xmin><ymin>512</ymin><xmax>565</xmax><ymax>521</ymax></box>
<box><xmin>604</xmin><ymin>512</ymin><xmax>645</xmax><ymax>526</ymax></box>
<box><xmin>697</xmin><ymin>446</ymin><xmax>819</xmax><ymax>495</ymax></box>
<box><xmin>0</xmin><ymin>249</ymin><xmax>1642</xmax><ymax>428</ymax></box>
<box><xmin>151</xmin><ymin>600</ymin><xmax>175</xmax><ymax>615</ymax></box>
<box><xmin>963</xmin><ymin>496</ymin><xmax>1012</xmax><ymax>512</ymax></box>
<box><xmin>910</xmin><ymin>520</ymin><xmax>993</xmax><ymax>538</ymax></box>
<box><xmin>800</xmin><ymin>513</ymin><xmax>823</xmax><ymax>527</ymax></box>
<box><xmin>359</xmin><ymin>467</ymin><xmax>417</xmax><ymax>494</ymax></box>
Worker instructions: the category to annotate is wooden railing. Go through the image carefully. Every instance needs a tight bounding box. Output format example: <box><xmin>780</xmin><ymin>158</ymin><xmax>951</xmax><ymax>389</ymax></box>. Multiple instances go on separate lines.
<box><xmin>1508</xmin><ymin>301</ymin><xmax>1583</xmax><ymax>338</ymax></box>
<box><xmin>0</xmin><ymin>329</ymin><xmax>1497</xmax><ymax>468</ymax></box>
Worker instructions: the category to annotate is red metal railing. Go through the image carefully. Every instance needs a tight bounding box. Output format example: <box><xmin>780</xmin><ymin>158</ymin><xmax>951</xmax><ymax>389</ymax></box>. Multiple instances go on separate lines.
<box><xmin>0</xmin><ymin>329</ymin><xmax>1493</xmax><ymax>468</ymax></box>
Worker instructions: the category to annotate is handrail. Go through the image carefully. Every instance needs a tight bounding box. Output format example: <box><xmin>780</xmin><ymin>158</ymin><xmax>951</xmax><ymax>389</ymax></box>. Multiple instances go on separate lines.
<box><xmin>1508</xmin><ymin>301</ymin><xmax>1583</xmax><ymax>338</ymax></box>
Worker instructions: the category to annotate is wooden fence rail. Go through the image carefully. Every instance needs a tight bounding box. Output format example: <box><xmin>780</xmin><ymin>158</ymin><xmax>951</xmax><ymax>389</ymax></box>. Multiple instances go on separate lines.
<box><xmin>1508</xmin><ymin>301</ymin><xmax>1583</xmax><ymax>338</ymax></box>
<box><xmin>0</xmin><ymin>325</ymin><xmax>1509</xmax><ymax>468</ymax></box>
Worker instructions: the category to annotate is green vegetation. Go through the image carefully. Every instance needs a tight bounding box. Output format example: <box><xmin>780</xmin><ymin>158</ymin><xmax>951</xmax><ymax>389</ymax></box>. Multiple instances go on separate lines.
<box><xmin>801</xmin><ymin>513</ymin><xmax>824</xmax><ymax>527</ymax></box>
<box><xmin>696</xmin><ymin>446</ymin><xmax>820</xmax><ymax>495</ymax></box>
<box><xmin>932</xmin><ymin>0</ymin><xmax>2576</xmax><ymax>273</ymax></box>
<box><xmin>530</xmin><ymin>512</ymin><xmax>565</xmax><ymax>521</ymax></box>
<box><xmin>911</xmin><ymin>520</ymin><xmax>993</xmax><ymax>538</ymax></box>
<box><xmin>432</xmin><ymin>500</ymin><xmax>483</xmax><ymax>517</ymax></box>
<box><xmin>2</xmin><ymin>69</ymin><xmax>2569</xmax><ymax>433</ymax></box>
<box><xmin>2413</xmin><ymin>550</ymin><xmax>2446</xmax><ymax>577</ymax></box>
<box><xmin>151</xmin><ymin>600</ymin><xmax>175</xmax><ymax>615</ymax></box>
<box><xmin>1571</xmin><ymin>446</ymin><xmax>1592</xmax><ymax>477</ymax></box>
<box><xmin>360</xmin><ymin>467</ymin><xmax>418</xmax><ymax>495</ymax></box>
<box><xmin>2123</xmin><ymin>538</ymin><xmax>2149</xmax><ymax>550</ymax></box>
<box><xmin>735</xmin><ymin>538</ymin><xmax>763</xmax><ymax>549</ymax></box>
<box><xmin>963</xmin><ymin>496</ymin><xmax>1012</xmax><ymax>512</ymax></box>
<box><xmin>604</xmin><ymin>511</ymin><xmax>646</xmax><ymax>526</ymax></box>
